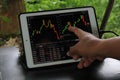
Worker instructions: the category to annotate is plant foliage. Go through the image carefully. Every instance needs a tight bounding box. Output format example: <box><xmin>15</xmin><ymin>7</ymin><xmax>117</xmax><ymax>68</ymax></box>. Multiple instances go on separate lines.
<box><xmin>25</xmin><ymin>0</ymin><xmax>120</xmax><ymax>38</ymax></box>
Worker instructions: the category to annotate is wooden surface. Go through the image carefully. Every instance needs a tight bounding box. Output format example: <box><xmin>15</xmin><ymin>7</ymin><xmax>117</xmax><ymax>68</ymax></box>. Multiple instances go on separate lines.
<box><xmin>0</xmin><ymin>0</ymin><xmax>25</xmax><ymax>34</ymax></box>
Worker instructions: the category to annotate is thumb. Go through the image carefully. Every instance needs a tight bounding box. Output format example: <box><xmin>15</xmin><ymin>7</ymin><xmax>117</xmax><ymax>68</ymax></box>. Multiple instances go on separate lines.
<box><xmin>67</xmin><ymin>42</ymin><xmax>82</xmax><ymax>57</ymax></box>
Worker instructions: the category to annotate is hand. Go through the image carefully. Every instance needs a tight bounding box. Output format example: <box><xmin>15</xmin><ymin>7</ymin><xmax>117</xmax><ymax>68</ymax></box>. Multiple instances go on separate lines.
<box><xmin>67</xmin><ymin>26</ymin><xmax>104</xmax><ymax>69</ymax></box>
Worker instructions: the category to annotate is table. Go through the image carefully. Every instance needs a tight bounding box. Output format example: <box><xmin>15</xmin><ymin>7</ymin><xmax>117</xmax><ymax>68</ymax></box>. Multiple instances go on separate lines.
<box><xmin>0</xmin><ymin>47</ymin><xmax>120</xmax><ymax>80</ymax></box>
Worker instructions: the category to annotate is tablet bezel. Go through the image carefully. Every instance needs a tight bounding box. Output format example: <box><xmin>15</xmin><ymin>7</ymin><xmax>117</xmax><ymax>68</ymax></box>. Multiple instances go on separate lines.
<box><xmin>19</xmin><ymin>7</ymin><xmax>99</xmax><ymax>68</ymax></box>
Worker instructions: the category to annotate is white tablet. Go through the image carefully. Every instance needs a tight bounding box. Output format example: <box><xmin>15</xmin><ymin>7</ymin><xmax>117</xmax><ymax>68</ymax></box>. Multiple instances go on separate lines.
<box><xmin>19</xmin><ymin>7</ymin><xmax>99</xmax><ymax>68</ymax></box>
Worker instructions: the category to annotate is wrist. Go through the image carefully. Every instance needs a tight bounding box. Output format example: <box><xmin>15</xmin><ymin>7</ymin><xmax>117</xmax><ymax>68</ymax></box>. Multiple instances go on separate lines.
<box><xmin>95</xmin><ymin>39</ymin><xmax>107</xmax><ymax>57</ymax></box>
<box><xmin>96</xmin><ymin>39</ymin><xmax>111</xmax><ymax>58</ymax></box>
<box><xmin>97</xmin><ymin>37</ymin><xmax>120</xmax><ymax>59</ymax></box>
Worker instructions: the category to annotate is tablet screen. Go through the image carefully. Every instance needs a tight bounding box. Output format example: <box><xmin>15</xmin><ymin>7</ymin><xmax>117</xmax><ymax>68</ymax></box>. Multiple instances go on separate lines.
<box><xmin>27</xmin><ymin>11</ymin><xmax>91</xmax><ymax>64</ymax></box>
<box><xmin>20</xmin><ymin>7</ymin><xmax>99</xmax><ymax>68</ymax></box>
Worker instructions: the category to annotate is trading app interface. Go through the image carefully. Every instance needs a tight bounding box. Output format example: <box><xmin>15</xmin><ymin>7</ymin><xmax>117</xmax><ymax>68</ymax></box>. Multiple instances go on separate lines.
<box><xmin>27</xmin><ymin>11</ymin><xmax>92</xmax><ymax>64</ymax></box>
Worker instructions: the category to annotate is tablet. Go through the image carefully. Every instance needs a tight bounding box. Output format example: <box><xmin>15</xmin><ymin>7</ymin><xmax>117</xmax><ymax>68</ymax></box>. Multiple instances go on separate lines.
<box><xmin>19</xmin><ymin>7</ymin><xmax>99</xmax><ymax>68</ymax></box>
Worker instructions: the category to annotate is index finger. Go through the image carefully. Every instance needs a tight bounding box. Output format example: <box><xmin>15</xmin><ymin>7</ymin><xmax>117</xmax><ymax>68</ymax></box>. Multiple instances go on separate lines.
<box><xmin>68</xmin><ymin>26</ymin><xmax>86</xmax><ymax>39</ymax></box>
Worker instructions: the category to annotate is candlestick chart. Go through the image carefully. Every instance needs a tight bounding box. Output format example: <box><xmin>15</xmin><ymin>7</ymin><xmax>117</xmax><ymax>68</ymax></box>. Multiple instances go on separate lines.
<box><xmin>32</xmin><ymin>19</ymin><xmax>60</xmax><ymax>39</ymax></box>
<box><xmin>61</xmin><ymin>15</ymin><xmax>88</xmax><ymax>34</ymax></box>
<box><xmin>31</xmin><ymin>15</ymin><xmax>90</xmax><ymax>40</ymax></box>
<box><xmin>26</xmin><ymin>11</ymin><xmax>93</xmax><ymax>64</ymax></box>
<box><xmin>27</xmin><ymin>11</ymin><xmax>92</xmax><ymax>45</ymax></box>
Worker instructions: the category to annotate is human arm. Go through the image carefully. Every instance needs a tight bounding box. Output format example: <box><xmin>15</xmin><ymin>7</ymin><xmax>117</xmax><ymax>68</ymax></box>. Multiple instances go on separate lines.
<box><xmin>67</xmin><ymin>26</ymin><xmax>120</xmax><ymax>68</ymax></box>
<box><xmin>97</xmin><ymin>37</ymin><xmax>120</xmax><ymax>59</ymax></box>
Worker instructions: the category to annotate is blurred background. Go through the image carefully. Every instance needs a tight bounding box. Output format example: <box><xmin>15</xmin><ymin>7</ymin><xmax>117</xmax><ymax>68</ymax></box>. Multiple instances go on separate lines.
<box><xmin>0</xmin><ymin>0</ymin><xmax>120</xmax><ymax>47</ymax></box>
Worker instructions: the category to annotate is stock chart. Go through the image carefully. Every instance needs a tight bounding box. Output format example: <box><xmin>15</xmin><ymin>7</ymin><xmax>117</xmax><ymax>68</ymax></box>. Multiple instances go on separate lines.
<box><xmin>27</xmin><ymin>11</ymin><xmax>92</xmax><ymax>64</ymax></box>
<box><xmin>27</xmin><ymin>11</ymin><xmax>91</xmax><ymax>44</ymax></box>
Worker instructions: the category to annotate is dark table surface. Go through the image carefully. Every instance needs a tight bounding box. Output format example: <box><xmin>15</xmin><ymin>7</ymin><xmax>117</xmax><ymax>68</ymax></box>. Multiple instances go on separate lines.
<box><xmin>0</xmin><ymin>47</ymin><xmax>120</xmax><ymax>80</ymax></box>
